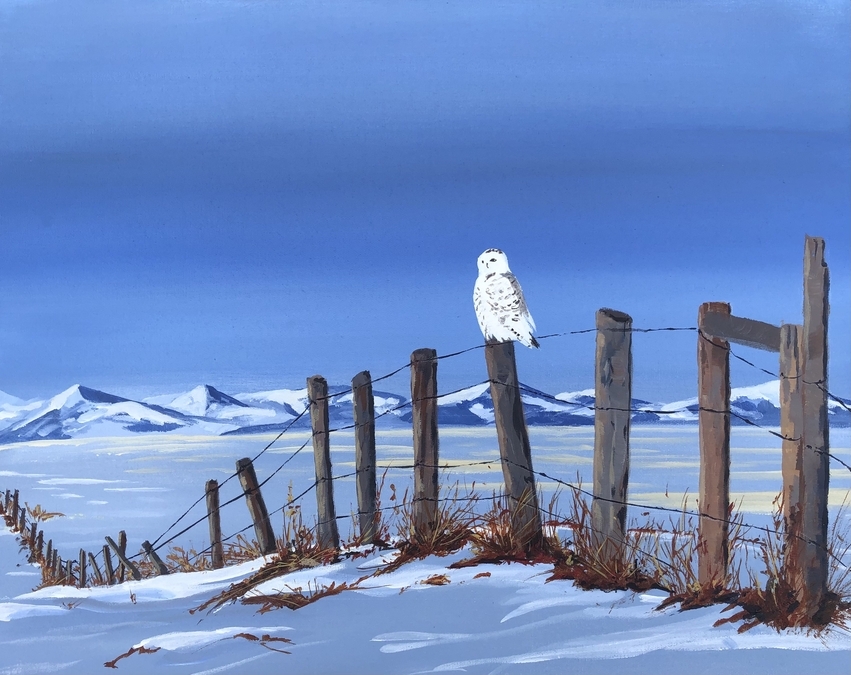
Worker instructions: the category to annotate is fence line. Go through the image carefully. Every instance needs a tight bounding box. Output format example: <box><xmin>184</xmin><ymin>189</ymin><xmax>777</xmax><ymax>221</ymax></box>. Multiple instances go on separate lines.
<box><xmin>8</xmin><ymin>316</ymin><xmax>849</xmax><ymax>589</ymax></box>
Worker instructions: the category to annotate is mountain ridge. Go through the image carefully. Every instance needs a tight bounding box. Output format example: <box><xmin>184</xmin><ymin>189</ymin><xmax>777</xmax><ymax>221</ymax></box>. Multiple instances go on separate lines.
<box><xmin>0</xmin><ymin>379</ymin><xmax>847</xmax><ymax>444</ymax></box>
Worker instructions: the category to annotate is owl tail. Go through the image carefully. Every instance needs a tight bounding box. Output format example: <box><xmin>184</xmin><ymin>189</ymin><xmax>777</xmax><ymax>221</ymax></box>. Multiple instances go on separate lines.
<box><xmin>529</xmin><ymin>336</ymin><xmax>540</xmax><ymax>349</ymax></box>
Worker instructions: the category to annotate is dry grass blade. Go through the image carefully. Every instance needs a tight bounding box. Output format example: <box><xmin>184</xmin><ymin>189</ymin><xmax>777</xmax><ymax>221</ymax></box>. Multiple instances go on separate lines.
<box><xmin>241</xmin><ymin>578</ymin><xmax>367</xmax><ymax>614</ymax></box>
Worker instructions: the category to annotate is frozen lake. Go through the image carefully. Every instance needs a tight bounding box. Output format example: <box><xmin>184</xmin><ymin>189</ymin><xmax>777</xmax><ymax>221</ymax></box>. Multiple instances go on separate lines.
<box><xmin>1</xmin><ymin>425</ymin><xmax>848</xmax><ymax>561</ymax></box>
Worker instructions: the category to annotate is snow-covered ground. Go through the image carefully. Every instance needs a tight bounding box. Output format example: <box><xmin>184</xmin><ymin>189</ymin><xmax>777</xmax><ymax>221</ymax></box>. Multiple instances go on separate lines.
<box><xmin>1</xmin><ymin>427</ymin><xmax>849</xmax><ymax>674</ymax></box>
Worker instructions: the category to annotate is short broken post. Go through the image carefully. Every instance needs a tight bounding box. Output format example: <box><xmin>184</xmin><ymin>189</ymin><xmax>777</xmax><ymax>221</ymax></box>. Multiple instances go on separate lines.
<box><xmin>105</xmin><ymin>535</ymin><xmax>142</xmax><ymax>581</ymax></box>
<box><xmin>484</xmin><ymin>340</ymin><xmax>543</xmax><ymax>553</ymax></box>
<box><xmin>307</xmin><ymin>375</ymin><xmax>340</xmax><ymax>551</ymax></box>
<box><xmin>411</xmin><ymin>349</ymin><xmax>439</xmax><ymax>542</ymax></box>
<box><xmin>9</xmin><ymin>490</ymin><xmax>18</xmax><ymax>529</ymax></box>
<box><xmin>236</xmin><ymin>458</ymin><xmax>277</xmax><ymax>556</ymax></box>
<box><xmin>142</xmin><ymin>540</ymin><xmax>170</xmax><ymax>575</ymax></box>
<box><xmin>591</xmin><ymin>309</ymin><xmax>633</xmax><ymax>569</ymax></box>
<box><xmin>205</xmin><ymin>479</ymin><xmax>224</xmax><ymax>569</ymax></box>
<box><xmin>697</xmin><ymin>301</ymin><xmax>732</xmax><ymax>587</ymax></box>
<box><xmin>798</xmin><ymin>235</ymin><xmax>830</xmax><ymax>618</ymax></box>
<box><xmin>352</xmin><ymin>370</ymin><xmax>378</xmax><ymax>543</ymax></box>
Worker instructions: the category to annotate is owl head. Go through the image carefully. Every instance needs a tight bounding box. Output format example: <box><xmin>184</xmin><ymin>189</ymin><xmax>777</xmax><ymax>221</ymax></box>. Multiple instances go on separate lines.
<box><xmin>477</xmin><ymin>248</ymin><xmax>510</xmax><ymax>275</ymax></box>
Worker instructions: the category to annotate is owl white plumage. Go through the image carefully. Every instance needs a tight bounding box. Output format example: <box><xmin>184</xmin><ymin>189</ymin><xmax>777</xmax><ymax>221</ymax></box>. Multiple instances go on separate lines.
<box><xmin>473</xmin><ymin>248</ymin><xmax>539</xmax><ymax>349</ymax></box>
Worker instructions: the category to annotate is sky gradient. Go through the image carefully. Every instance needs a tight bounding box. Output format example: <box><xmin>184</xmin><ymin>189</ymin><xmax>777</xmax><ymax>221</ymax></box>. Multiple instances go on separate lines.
<box><xmin>0</xmin><ymin>0</ymin><xmax>848</xmax><ymax>402</ymax></box>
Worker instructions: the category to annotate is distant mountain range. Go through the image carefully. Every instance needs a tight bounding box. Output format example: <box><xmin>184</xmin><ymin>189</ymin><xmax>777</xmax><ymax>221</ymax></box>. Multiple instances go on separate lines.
<box><xmin>0</xmin><ymin>380</ymin><xmax>847</xmax><ymax>444</ymax></box>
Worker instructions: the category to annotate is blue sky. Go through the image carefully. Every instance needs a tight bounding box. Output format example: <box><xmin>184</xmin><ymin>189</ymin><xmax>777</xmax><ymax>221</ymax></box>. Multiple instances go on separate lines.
<box><xmin>0</xmin><ymin>0</ymin><xmax>848</xmax><ymax>402</ymax></box>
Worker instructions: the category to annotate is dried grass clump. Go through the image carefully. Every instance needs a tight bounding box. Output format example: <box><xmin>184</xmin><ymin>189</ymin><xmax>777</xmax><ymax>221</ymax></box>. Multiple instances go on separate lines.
<box><xmin>545</xmin><ymin>482</ymin><xmax>663</xmax><ymax>593</ymax></box>
<box><xmin>450</xmin><ymin>491</ymin><xmax>563</xmax><ymax>568</ymax></box>
<box><xmin>376</xmin><ymin>483</ymin><xmax>477</xmax><ymax>574</ymax></box>
<box><xmin>711</xmin><ymin>494</ymin><xmax>851</xmax><ymax>633</ymax></box>
<box><xmin>242</xmin><ymin>578</ymin><xmax>365</xmax><ymax>613</ymax></box>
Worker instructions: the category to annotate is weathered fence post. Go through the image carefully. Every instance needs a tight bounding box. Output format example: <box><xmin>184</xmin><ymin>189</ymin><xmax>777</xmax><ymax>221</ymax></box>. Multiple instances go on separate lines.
<box><xmin>779</xmin><ymin>324</ymin><xmax>804</xmax><ymax>560</ymax></box>
<box><xmin>698</xmin><ymin>301</ymin><xmax>731</xmax><ymax>586</ymax></box>
<box><xmin>102</xmin><ymin>545</ymin><xmax>115</xmax><ymax>584</ymax></box>
<box><xmin>17</xmin><ymin>507</ymin><xmax>26</xmax><ymax>534</ymax></box>
<box><xmin>88</xmin><ymin>552</ymin><xmax>105</xmax><ymax>585</ymax></box>
<box><xmin>9</xmin><ymin>490</ymin><xmax>18</xmax><ymax>528</ymax></box>
<box><xmin>799</xmin><ymin>235</ymin><xmax>830</xmax><ymax>618</ymax></box>
<box><xmin>205</xmin><ymin>479</ymin><xmax>224</xmax><ymax>569</ymax></box>
<box><xmin>45</xmin><ymin>539</ymin><xmax>53</xmax><ymax>568</ymax></box>
<box><xmin>105</xmin><ymin>535</ymin><xmax>142</xmax><ymax>581</ymax></box>
<box><xmin>65</xmin><ymin>559</ymin><xmax>74</xmax><ymax>585</ymax></box>
<box><xmin>117</xmin><ymin>530</ymin><xmax>127</xmax><ymax>582</ymax></box>
<box><xmin>484</xmin><ymin>340</ymin><xmax>543</xmax><ymax>552</ymax></box>
<box><xmin>307</xmin><ymin>375</ymin><xmax>340</xmax><ymax>551</ymax></box>
<box><xmin>236</xmin><ymin>458</ymin><xmax>277</xmax><ymax>555</ymax></box>
<box><xmin>142</xmin><ymin>540</ymin><xmax>170</xmax><ymax>575</ymax></box>
<box><xmin>591</xmin><ymin>309</ymin><xmax>633</xmax><ymax>568</ymax></box>
<box><xmin>78</xmin><ymin>549</ymin><xmax>87</xmax><ymax>588</ymax></box>
<box><xmin>352</xmin><ymin>370</ymin><xmax>377</xmax><ymax>543</ymax></box>
<box><xmin>411</xmin><ymin>349</ymin><xmax>439</xmax><ymax>541</ymax></box>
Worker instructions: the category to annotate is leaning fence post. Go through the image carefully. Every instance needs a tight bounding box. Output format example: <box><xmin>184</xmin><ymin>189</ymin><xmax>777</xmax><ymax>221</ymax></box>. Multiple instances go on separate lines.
<box><xmin>88</xmin><ymin>552</ymin><xmax>105</xmax><ymax>586</ymax></box>
<box><xmin>484</xmin><ymin>340</ymin><xmax>543</xmax><ymax>552</ymax></box>
<box><xmin>799</xmin><ymin>235</ymin><xmax>830</xmax><ymax>618</ymax></box>
<box><xmin>352</xmin><ymin>370</ymin><xmax>377</xmax><ymax>543</ymax></box>
<box><xmin>105</xmin><ymin>535</ymin><xmax>142</xmax><ymax>581</ymax></box>
<box><xmin>307</xmin><ymin>375</ymin><xmax>340</xmax><ymax>551</ymax></box>
<box><xmin>236</xmin><ymin>458</ymin><xmax>277</xmax><ymax>555</ymax></box>
<box><xmin>591</xmin><ymin>309</ymin><xmax>633</xmax><ymax>569</ymax></box>
<box><xmin>411</xmin><ymin>349</ymin><xmax>440</xmax><ymax>541</ymax></box>
<box><xmin>205</xmin><ymin>479</ymin><xmax>224</xmax><ymax>569</ymax></box>
<box><xmin>697</xmin><ymin>301</ymin><xmax>731</xmax><ymax>586</ymax></box>
<box><xmin>142</xmin><ymin>540</ymin><xmax>170</xmax><ymax>575</ymax></box>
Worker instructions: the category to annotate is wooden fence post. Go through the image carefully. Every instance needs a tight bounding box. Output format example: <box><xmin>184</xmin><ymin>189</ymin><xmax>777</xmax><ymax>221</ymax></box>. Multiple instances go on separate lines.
<box><xmin>799</xmin><ymin>235</ymin><xmax>830</xmax><ymax>617</ymax></box>
<box><xmin>591</xmin><ymin>309</ymin><xmax>633</xmax><ymax>568</ymax></box>
<box><xmin>105</xmin><ymin>535</ymin><xmax>142</xmax><ymax>581</ymax></box>
<box><xmin>117</xmin><ymin>530</ymin><xmax>127</xmax><ymax>582</ymax></box>
<box><xmin>78</xmin><ymin>549</ymin><xmax>87</xmax><ymax>588</ymax></box>
<box><xmin>10</xmin><ymin>490</ymin><xmax>18</xmax><ymax>528</ymax></box>
<box><xmin>205</xmin><ymin>479</ymin><xmax>224</xmax><ymax>569</ymax></box>
<box><xmin>352</xmin><ymin>370</ymin><xmax>377</xmax><ymax>543</ymax></box>
<box><xmin>102</xmin><ymin>545</ymin><xmax>115</xmax><ymax>584</ymax></box>
<box><xmin>88</xmin><ymin>552</ymin><xmax>105</xmax><ymax>586</ymax></box>
<box><xmin>236</xmin><ymin>458</ymin><xmax>277</xmax><ymax>555</ymax></box>
<box><xmin>142</xmin><ymin>540</ymin><xmax>170</xmax><ymax>575</ymax></box>
<box><xmin>779</xmin><ymin>322</ymin><xmax>805</xmax><ymax>585</ymax></box>
<box><xmin>698</xmin><ymin>301</ymin><xmax>731</xmax><ymax>586</ymax></box>
<box><xmin>307</xmin><ymin>375</ymin><xmax>340</xmax><ymax>551</ymax></box>
<box><xmin>411</xmin><ymin>349</ymin><xmax>439</xmax><ymax>541</ymax></box>
<box><xmin>484</xmin><ymin>340</ymin><xmax>543</xmax><ymax>552</ymax></box>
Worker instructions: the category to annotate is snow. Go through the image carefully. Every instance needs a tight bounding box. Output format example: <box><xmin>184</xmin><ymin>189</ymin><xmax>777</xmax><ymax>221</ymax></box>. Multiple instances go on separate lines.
<box><xmin>0</xmin><ymin>428</ymin><xmax>848</xmax><ymax>673</ymax></box>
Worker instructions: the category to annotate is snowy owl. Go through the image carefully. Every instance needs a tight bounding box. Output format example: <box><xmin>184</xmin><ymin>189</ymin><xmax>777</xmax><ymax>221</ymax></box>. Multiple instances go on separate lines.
<box><xmin>473</xmin><ymin>248</ymin><xmax>539</xmax><ymax>349</ymax></box>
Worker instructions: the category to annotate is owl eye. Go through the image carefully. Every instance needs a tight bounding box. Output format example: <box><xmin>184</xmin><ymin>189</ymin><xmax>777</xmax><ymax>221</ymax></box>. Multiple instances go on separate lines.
<box><xmin>490</xmin><ymin>258</ymin><xmax>496</xmax><ymax>262</ymax></box>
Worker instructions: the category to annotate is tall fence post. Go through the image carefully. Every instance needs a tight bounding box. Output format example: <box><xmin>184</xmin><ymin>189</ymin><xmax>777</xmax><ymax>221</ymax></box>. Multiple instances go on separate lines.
<box><xmin>307</xmin><ymin>375</ymin><xmax>340</xmax><ymax>551</ymax></box>
<box><xmin>799</xmin><ymin>235</ymin><xmax>830</xmax><ymax>617</ymax></box>
<box><xmin>779</xmin><ymin>322</ymin><xmax>805</xmax><ymax>590</ymax></box>
<box><xmin>697</xmin><ymin>301</ymin><xmax>731</xmax><ymax>586</ymax></box>
<box><xmin>591</xmin><ymin>309</ymin><xmax>633</xmax><ymax>568</ymax></box>
<box><xmin>205</xmin><ymin>479</ymin><xmax>224</xmax><ymax>569</ymax></box>
<box><xmin>411</xmin><ymin>349</ymin><xmax>439</xmax><ymax>541</ymax></box>
<box><xmin>236</xmin><ymin>458</ymin><xmax>277</xmax><ymax>555</ymax></box>
<box><xmin>484</xmin><ymin>340</ymin><xmax>543</xmax><ymax>552</ymax></box>
<box><xmin>352</xmin><ymin>370</ymin><xmax>377</xmax><ymax>543</ymax></box>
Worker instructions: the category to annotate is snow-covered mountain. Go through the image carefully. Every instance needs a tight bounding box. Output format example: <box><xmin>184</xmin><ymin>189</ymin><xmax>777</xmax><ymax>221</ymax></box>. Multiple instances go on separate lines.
<box><xmin>0</xmin><ymin>380</ymin><xmax>847</xmax><ymax>444</ymax></box>
<box><xmin>0</xmin><ymin>385</ymin><xmax>197</xmax><ymax>443</ymax></box>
